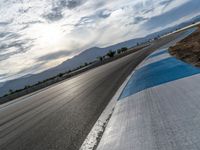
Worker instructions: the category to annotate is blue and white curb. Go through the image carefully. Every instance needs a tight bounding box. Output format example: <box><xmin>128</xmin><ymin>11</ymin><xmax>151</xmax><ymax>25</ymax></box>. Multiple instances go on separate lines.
<box><xmin>119</xmin><ymin>49</ymin><xmax>200</xmax><ymax>99</ymax></box>
<box><xmin>80</xmin><ymin>63</ymin><xmax>135</xmax><ymax>150</ymax></box>
<box><xmin>97</xmin><ymin>48</ymin><xmax>200</xmax><ymax>150</ymax></box>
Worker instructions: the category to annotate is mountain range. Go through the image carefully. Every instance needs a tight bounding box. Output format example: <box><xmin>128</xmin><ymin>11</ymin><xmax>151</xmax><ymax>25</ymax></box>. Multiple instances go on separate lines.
<box><xmin>0</xmin><ymin>15</ymin><xmax>200</xmax><ymax>97</ymax></box>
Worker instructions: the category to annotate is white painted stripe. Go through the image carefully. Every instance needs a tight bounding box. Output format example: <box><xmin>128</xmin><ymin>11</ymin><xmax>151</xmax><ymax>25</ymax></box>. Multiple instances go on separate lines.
<box><xmin>97</xmin><ymin>27</ymin><xmax>200</xmax><ymax>150</ymax></box>
<box><xmin>138</xmin><ymin>52</ymin><xmax>170</xmax><ymax>69</ymax></box>
<box><xmin>98</xmin><ymin>73</ymin><xmax>200</xmax><ymax>150</ymax></box>
<box><xmin>80</xmin><ymin>61</ymin><xmax>138</xmax><ymax>150</ymax></box>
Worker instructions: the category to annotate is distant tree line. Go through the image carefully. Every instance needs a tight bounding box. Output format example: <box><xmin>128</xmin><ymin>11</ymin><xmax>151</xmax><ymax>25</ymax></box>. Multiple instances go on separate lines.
<box><xmin>97</xmin><ymin>47</ymin><xmax>128</xmax><ymax>62</ymax></box>
<box><xmin>2</xmin><ymin>47</ymin><xmax>130</xmax><ymax>98</ymax></box>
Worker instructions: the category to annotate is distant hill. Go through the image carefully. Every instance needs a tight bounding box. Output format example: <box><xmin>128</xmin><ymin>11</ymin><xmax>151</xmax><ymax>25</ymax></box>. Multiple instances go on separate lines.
<box><xmin>0</xmin><ymin>15</ymin><xmax>200</xmax><ymax>97</ymax></box>
<box><xmin>0</xmin><ymin>37</ymin><xmax>147</xmax><ymax>96</ymax></box>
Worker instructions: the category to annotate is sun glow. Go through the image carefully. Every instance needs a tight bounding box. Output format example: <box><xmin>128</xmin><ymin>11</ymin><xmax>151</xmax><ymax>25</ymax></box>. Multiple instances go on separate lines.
<box><xmin>30</xmin><ymin>23</ymin><xmax>66</xmax><ymax>51</ymax></box>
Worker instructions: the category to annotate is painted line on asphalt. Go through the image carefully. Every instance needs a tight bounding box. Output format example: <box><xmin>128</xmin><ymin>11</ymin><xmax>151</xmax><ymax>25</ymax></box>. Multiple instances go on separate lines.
<box><xmin>79</xmin><ymin>61</ymin><xmax>137</xmax><ymax>150</ymax></box>
<box><xmin>147</xmin><ymin>49</ymin><xmax>168</xmax><ymax>59</ymax></box>
<box><xmin>119</xmin><ymin>50</ymin><xmax>200</xmax><ymax>100</ymax></box>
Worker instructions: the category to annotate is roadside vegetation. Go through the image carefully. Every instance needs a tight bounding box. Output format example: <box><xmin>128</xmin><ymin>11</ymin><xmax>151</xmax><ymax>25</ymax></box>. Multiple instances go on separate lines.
<box><xmin>0</xmin><ymin>46</ymin><xmax>131</xmax><ymax>99</ymax></box>
<box><xmin>2</xmin><ymin>20</ymin><xmax>199</xmax><ymax>100</ymax></box>
<box><xmin>96</xmin><ymin>47</ymin><xmax>128</xmax><ymax>62</ymax></box>
<box><xmin>0</xmin><ymin>36</ymin><xmax>156</xmax><ymax>101</ymax></box>
<box><xmin>1</xmin><ymin>61</ymin><xmax>93</xmax><ymax>99</ymax></box>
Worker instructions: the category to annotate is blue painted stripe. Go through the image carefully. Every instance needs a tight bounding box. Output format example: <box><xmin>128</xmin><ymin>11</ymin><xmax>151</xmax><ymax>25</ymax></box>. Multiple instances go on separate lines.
<box><xmin>119</xmin><ymin>57</ymin><xmax>200</xmax><ymax>100</ymax></box>
<box><xmin>147</xmin><ymin>50</ymin><xmax>168</xmax><ymax>59</ymax></box>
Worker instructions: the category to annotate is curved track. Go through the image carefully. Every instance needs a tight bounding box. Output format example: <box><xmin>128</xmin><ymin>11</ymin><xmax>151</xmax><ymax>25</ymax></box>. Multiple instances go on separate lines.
<box><xmin>0</xmin><ymin>31</ymin><xmax>185</xmax><ymax>150</ymax></box>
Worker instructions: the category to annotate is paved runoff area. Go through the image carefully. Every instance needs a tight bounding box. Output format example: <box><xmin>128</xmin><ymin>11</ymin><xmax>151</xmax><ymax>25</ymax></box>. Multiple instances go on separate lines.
<box><xmin>98</xmin><ymin>46</ymin><xmax>200</xmax><ymax>149</ymax></box>
<box><xmin>0</xmin><ymin>27</ymin><xmax>197</xmax><ymax>150</ymax></box>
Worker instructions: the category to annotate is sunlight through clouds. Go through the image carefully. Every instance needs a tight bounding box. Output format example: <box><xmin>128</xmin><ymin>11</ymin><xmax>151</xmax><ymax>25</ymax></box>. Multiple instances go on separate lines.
<box><xmin>29</xmin><ymin>23</ymin><xmax>67</xmax><ymax>53</ymax></box>
<box><xmin>0</xmin><ymin>0</ymin><xmax>200</xmax><ymax>82</ymax></box>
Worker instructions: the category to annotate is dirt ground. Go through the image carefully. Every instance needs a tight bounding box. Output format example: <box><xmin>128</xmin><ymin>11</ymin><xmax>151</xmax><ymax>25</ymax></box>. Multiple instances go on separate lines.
<box><xmin>169</xmin><ymin>25</ymin><xmax>200</xmax><ymax>67</ymax></box>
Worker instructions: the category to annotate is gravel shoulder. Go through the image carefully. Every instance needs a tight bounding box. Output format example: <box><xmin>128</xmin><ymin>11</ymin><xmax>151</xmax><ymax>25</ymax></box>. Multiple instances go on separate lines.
<box><xmin>169</xmin><ymin>25</ymin><xmax>200</xmax><ymax>67</ymax></box>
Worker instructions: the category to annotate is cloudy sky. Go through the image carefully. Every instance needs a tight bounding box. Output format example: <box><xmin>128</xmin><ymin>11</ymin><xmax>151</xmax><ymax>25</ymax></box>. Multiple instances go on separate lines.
<box><xmin>0</xmin><ymin>0</ymin><xmax>200</xmax><ymax>83</ymax></box>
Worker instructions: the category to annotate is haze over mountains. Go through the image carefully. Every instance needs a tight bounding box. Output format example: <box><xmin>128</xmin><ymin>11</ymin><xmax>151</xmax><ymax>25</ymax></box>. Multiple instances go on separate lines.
<box><xmin>1</xmin><ymin>0</ymin><xmax>200</xmax><ymax>84</ymax></box>
<box><xmin>0</xmin><ymin>35</ymin><xmax>145</xmax><ymax>96</ymax></box>
<box><xmin>0</xmin><ymin>15</ymin><xmax>200</xmax><ymax>97</ymax></box>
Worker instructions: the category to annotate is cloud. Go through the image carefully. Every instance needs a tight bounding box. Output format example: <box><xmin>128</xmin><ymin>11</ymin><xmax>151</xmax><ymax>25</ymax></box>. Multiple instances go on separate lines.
<box><xmin>0</xmin><ymin>32</ymin><xmax>11</xmax><ymax>38</ymax></box>
<box><xmin>18</xmin><ymin>6</ymin><xmax>31</xmax><ymax>14</ymax></box>
<box><xmin>159</xmin><ymin>0</ymin><xmax>173</xmax><ymax>7</ymax></box>
<box><xmin>98</xmin><ymin>9</ymin><xmax>111</xmax><ymax>18</ymax></box>
<box><xmin>0</xmin><ymin>54</ymin><xmax>10</xmax><ymax>61</ymax></box>
<box><xmin>0</xmin><ymin>21</ymin><xmax>12</xmax><ymax>26</ymax></box>
<box><xmin>17</xmin><ymin>62</ymin><xmax>47</xmax><ymax>75</ymax></box>
<box><xmin>74</xmin><ymin>8</ymin><xmax>112</xmax><ymax>28</ymax></box>
<box><xmin>142</xmin><ymin>8</ymin><xmax>154</xmax><ymax>15</ymax></box>
<box><xmin>142</xmin><ymin>0</ymin><xmax>200</xmax><ymax>30</ymax></box>
<box><xmin>0</xmin><ymin>73</ymin><xmax>8</xmax><ymax>77</ymax></box>
<box><xmin>65</xmin><ymin>0</ymin><xmax>84</xmax><ymax>9</ymax></box>
<box><xmin>133</xmin><ymin>16</ymin><xmax>148</xmax><ymax>25</ymax></box>
<box><xmin>44</xmin><ymin>8</ymin><xmax>64</xmax><ymax>22</ymax></box>
<box><xmin>44</xmin><ymin>0</ymin><xmax>86</xmax><ymax>21</ymax></box>
<box><xmin>0</xmin><ymin>0</ymin><xmax>200</xmax><ymax>83</ymax></box>
<box><xmin>0</xmin><ymin>38</ymin><xmax>33</xmax><ymax>54</ymax></box>
<box><xmin>37</xmin><ymin>50</ymin><xmax>72</xmax><ymax>62</ymax></box>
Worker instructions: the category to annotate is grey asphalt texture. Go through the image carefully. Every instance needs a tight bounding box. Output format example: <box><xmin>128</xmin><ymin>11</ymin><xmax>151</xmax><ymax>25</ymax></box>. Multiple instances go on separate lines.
<box><xmin>0</xmin><ymin>31</ymin><xmax>184</xmax><ymax>150</ymax></box>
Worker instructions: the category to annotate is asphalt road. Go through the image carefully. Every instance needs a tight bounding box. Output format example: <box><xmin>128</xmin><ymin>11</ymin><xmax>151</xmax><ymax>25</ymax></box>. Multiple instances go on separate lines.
<box><xmin>0</xmin><ymin>31</ymin><xmax>185</xmax><ymax>150</ymax></box>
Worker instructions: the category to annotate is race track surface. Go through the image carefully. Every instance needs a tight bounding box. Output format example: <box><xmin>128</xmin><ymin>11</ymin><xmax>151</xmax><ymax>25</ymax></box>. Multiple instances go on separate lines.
<box><xmin>98</xmin><ymin>29</ymin><xmax>200</xmax><ymax>150</ymax></box>
<box><xmin>0</xmin><ymin>31</ymin><xmax>186</xmax><ymax>150</ymax></box>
